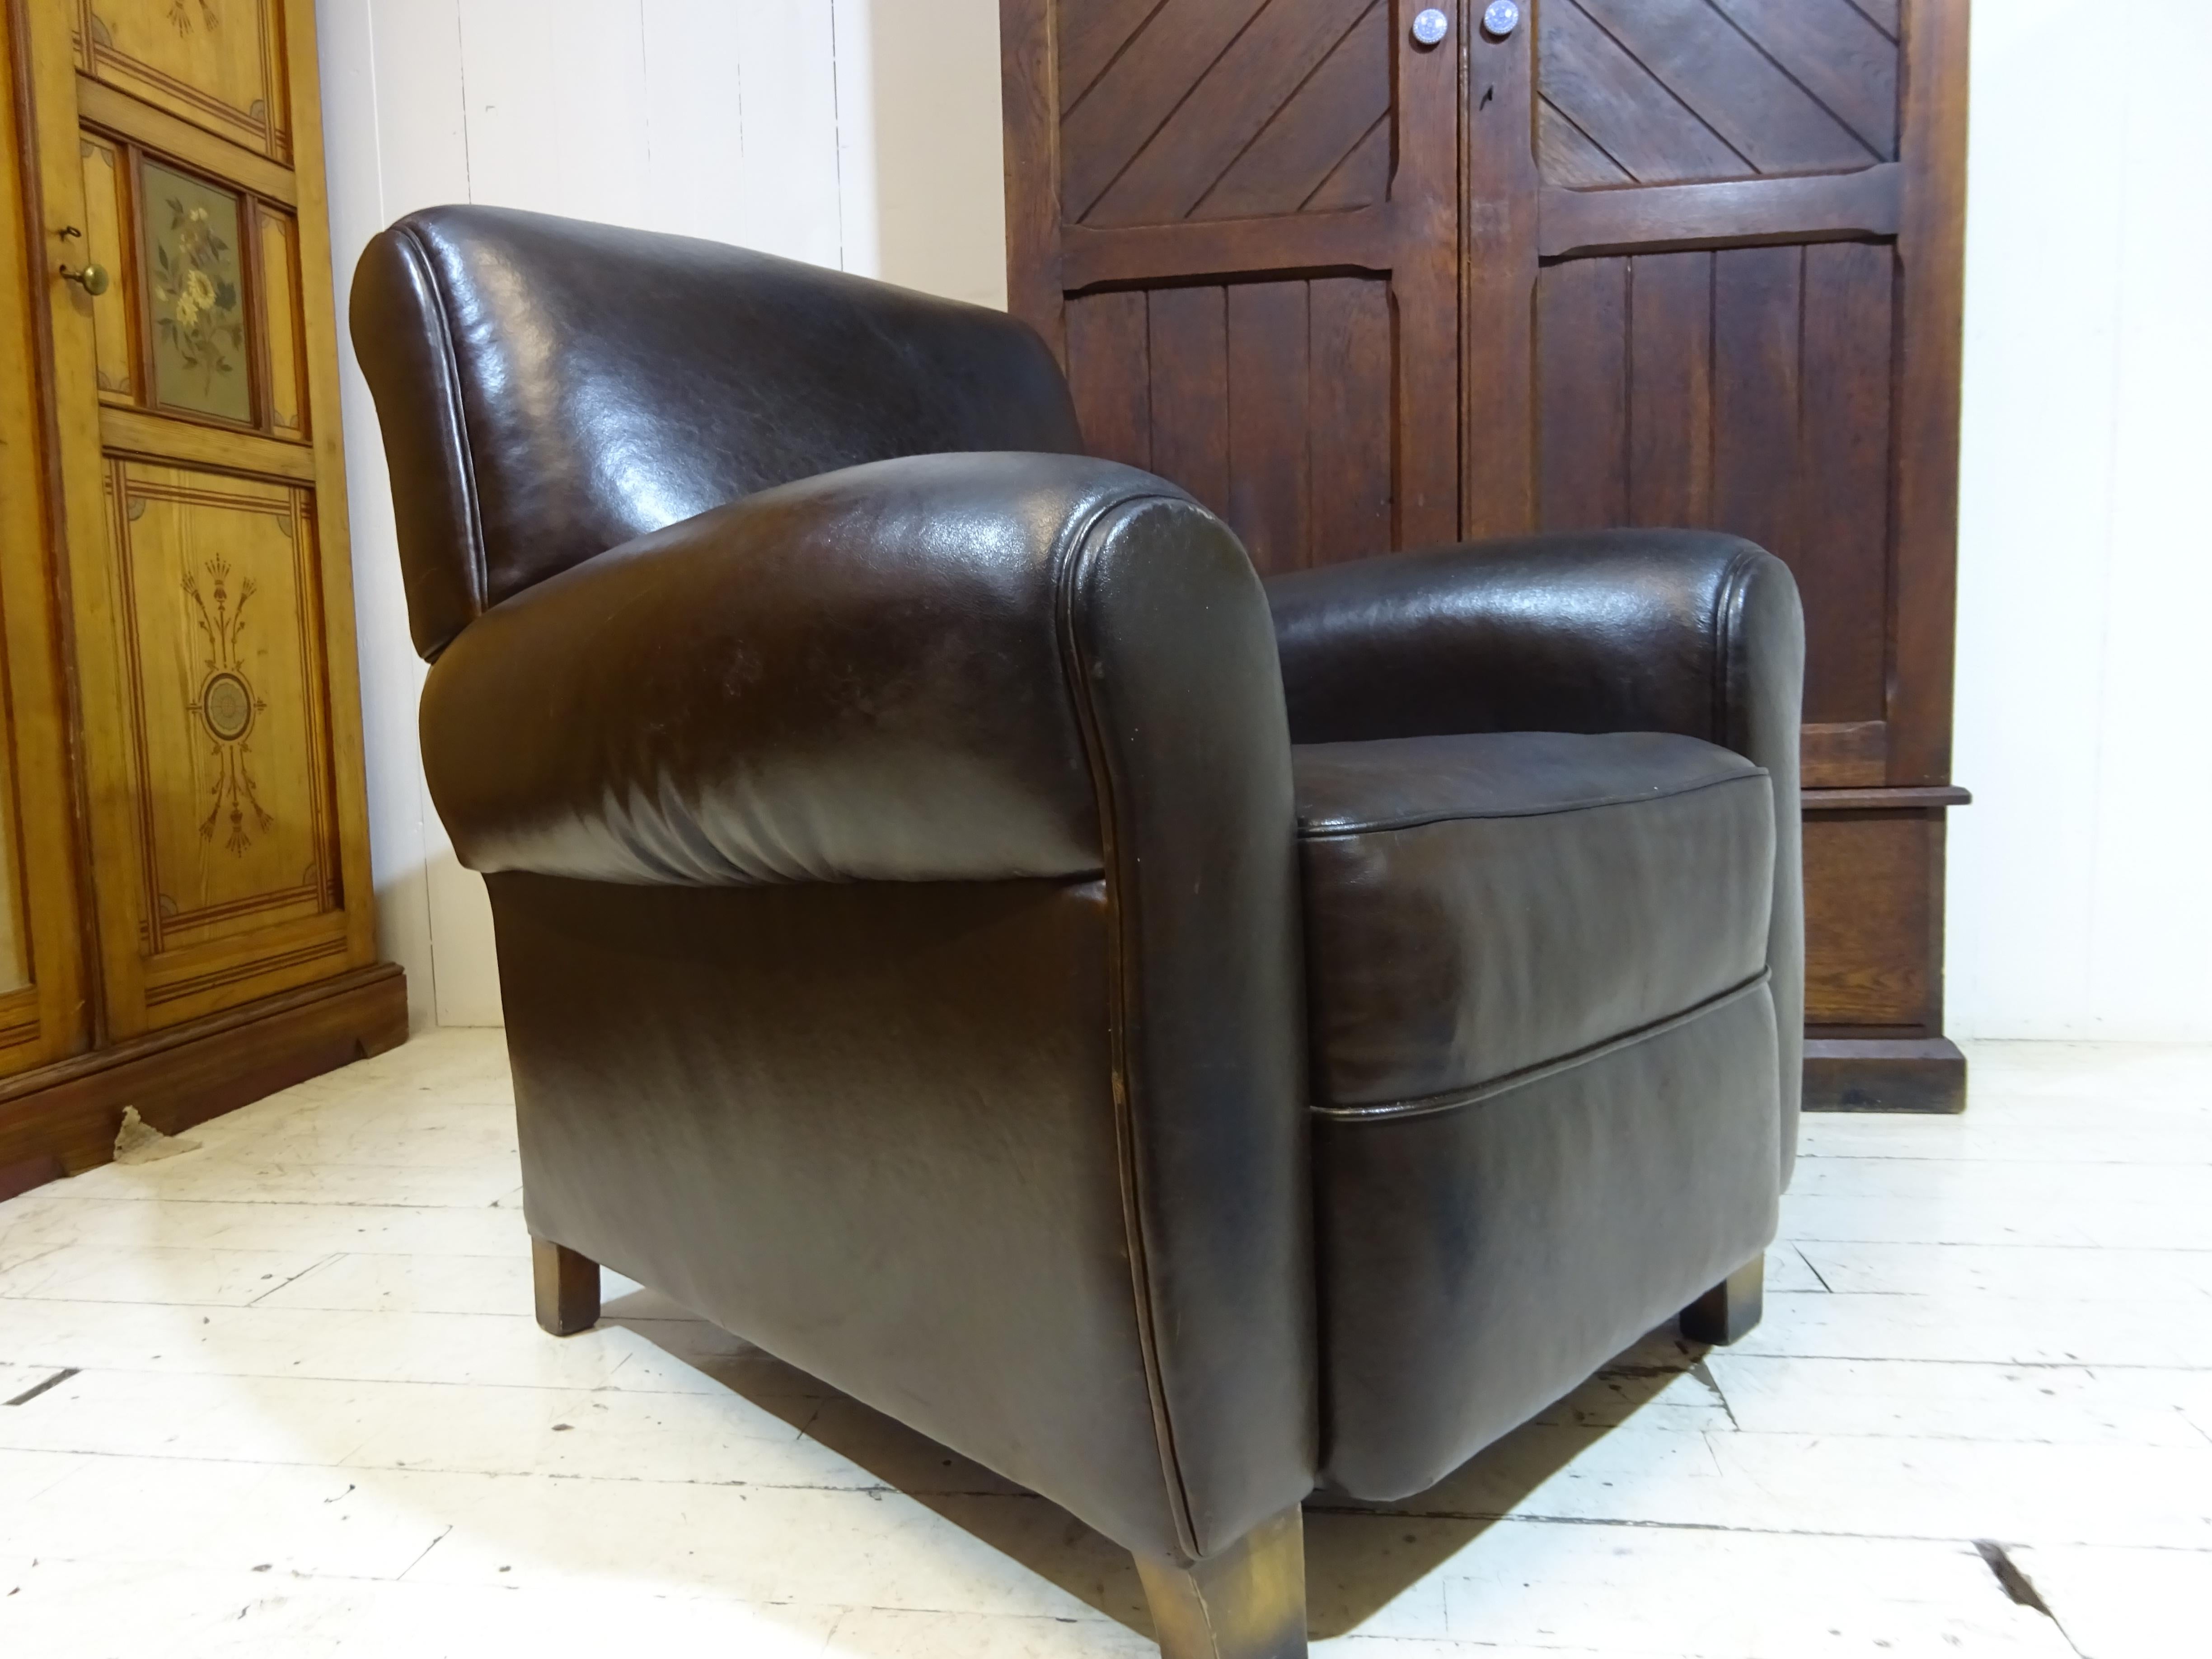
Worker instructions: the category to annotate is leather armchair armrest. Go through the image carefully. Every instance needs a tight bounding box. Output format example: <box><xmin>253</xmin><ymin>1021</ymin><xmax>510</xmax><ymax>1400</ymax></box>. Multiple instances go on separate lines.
<box><xmin>423</xmin><ymin>451</ymin><xmax>1255</xmax><ymax>887</ymax></box>
<box><xmin>429</xmin><ymin>446</ymin><xmax>1316</xmax><ymax>1563</ymax></box>
<box><xmin>1266</xmin><ymin>530</ymin><xmax>1807</xmax><ymax>1177</ymax></box>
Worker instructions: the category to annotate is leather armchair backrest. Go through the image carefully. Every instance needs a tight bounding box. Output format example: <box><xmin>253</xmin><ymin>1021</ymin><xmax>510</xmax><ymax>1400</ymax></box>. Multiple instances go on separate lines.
<box><xmin>349</xmin><ymin>205</ymin><xmax>1086</xmax><ymax>661</ymax></box>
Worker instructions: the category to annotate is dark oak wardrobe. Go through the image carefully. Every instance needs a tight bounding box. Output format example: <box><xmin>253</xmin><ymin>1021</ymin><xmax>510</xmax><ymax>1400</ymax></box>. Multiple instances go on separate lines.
<box><xmin>1001</xmin><ymin>0</ymin><xmax>1971</xmax><ymax>1110</ymax></box>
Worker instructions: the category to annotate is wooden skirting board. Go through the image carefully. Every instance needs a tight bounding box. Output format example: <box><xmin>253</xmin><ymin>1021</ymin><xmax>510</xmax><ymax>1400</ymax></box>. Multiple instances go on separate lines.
<box><xmin>0</xmin><ymin>964</ymin><xmax>408</xmax><ymax>1202</ymax></box>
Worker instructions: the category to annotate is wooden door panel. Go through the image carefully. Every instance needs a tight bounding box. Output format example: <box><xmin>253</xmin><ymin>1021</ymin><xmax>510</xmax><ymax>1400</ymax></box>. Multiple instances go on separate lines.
<box><xmin>28</xmin><ymin>0</ymin><xmax>379</xmax><ymax>1038</ymax></box>
<box><xmin>1067</xmin><ymin>276</ymin><xmax>1394</xmax><ymax>574</ymax></box>
<box><xmin>1534</xmin><ymin>242</ymin><xmax>1895</xmax><ymax>741</ymax></box>
<box><xmin>73</xmin><ymin>0</ymin><xmax>292</xmax><ymax>164</ymax></box>
<box><xmin>1079</xmin><ymin>0</ymin><xmax>1385</xmax><ymax>227</ymax></box>
<box><xmin>105</xmin><ymin>461</ymin><xmax>341</xmax><ymax>957</ymax></box>
<box><xmin>0</xmin><ymin>15</ymin><xmax>96</xmax><ymax>1078</ymax></box>
<box><xmin>254</xmin><ymin>204</ymin><xmax>306</xmax><ymax>437</ymax></box>
<box><xmin>78</xmin><ymin>131</ymin><xmax>139</xmax><ymax>401</ymax></box>
<box><xmin>1008</xmin><ymin>0</ymin><xmax>1458</xmax><ymax>570</ymax></box>
<box><xmin>1540</xmin><ymin>0</ymin><xmax>1893</xmax><ymax>185</ymax></box>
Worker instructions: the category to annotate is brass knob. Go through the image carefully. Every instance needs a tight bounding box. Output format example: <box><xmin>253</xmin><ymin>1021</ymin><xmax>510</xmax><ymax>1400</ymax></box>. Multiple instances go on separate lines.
<box><xmin>61</xmin><ymin>262</ymin><xmax>110</xmax><ymax>296</ymax></box>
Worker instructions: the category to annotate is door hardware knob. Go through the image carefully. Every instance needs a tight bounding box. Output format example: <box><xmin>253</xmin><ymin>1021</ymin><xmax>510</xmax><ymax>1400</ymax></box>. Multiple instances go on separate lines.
<box><xmin>60</xmin><ymin>262</ymin><xmax>109</xmax><ymax>296</ymax></box>
<box><xmin>1411</xmin><ymin>7</ymin><xmax>1449</xmax><ymax>46</ymax></box>
<box><xmin>1482</xmin><ymin>0</ymin><xmax>1522</xmax><ymax>37</ymax></box>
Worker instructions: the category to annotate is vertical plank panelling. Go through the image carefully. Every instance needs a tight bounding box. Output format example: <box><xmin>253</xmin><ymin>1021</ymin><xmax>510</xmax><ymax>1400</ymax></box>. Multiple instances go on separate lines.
<box><xmin>1147</xmin><ymin>285</ymin><xmax>1230</xmax><ymax>513</ymax></box>
<box><xmin>1626</xmin><ymin>250</ymin><xmax>1713</xmax><ymax>527</ymax></box>
<box><xmin>1537</xmin><ymin>258</ymin><xmax>1630</xmax><ymax>531</ymax></box>
<box><xmin>1065</xmin><ymin>291</ymin><xmax>1152</xmax><ymax>470</ymax></box>
<box><xmin>1308</xmin><ymin>276</ymin><xmax>1391</xmax><ymax>564</ymax></box>
<box><xmin>1463</xmin><ymin>7</ymin><xmax>1539</xmax><ymax>538</ymax></box>
<box><xmin>1711</xmin><ymin>245</ymin><xmax>1804</xmax><ymax>568</ymax></box>
<box><xmin>1226</xmin><ymin>281</ymin><xmax>1311</xmax><ymax>574</ymax></box>
<box><xmin>1799</xmin><ymin>240</ymin><xmax>1895</xmax><ymax>725</ymax></box>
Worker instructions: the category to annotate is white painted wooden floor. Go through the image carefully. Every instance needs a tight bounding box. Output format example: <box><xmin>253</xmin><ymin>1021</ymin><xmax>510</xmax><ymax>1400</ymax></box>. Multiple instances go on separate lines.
<box><xmin>1</xmin><ymin>1034</ymin><xmax>2205</xmax><ymax>1657</ymax></box>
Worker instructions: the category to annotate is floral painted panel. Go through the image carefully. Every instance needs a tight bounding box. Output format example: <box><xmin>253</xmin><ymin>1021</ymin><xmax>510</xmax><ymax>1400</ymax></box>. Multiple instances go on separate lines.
<box><xmin>141</xmin><ymin>159</ymin><xmax>252</xmax><ymax>425</ymax></box>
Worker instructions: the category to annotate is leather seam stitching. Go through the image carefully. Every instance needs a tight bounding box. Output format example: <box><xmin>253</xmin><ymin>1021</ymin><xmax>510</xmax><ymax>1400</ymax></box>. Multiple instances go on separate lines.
<box><xmin>1052</xmin><ymin>487</ymin><xmax>1207</xmax><ymax>1563</ymax></box>
<box><xmin>1296</xmin><ymin>766</ymin><xmax>1770</xmax><ymax>839</ymax></box>
<box><xmin>1309</xmin><ymin>970</ymin><xmax>1774</xmax><ymax>1123</ymax></box>
<box><xmin>394</xmin><ymin>224</ymin><xmax>490</xmax><ymax>629</ymax></box>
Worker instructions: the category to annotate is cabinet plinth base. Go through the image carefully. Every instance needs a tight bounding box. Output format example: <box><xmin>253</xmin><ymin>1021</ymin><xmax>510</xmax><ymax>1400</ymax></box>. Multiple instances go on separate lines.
<box><xmin>0</xmin><ymin>964</ymin><xmax>409</xmax><ymax>1198</ymax></box>
<box><xmin>1804</xmin><ymin>1036</ymin><xmax>1967</xmax><ymax>1114</ymax></box>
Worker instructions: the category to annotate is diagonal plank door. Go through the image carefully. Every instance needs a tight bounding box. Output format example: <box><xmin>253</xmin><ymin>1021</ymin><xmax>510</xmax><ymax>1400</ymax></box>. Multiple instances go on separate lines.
<box><xmin>1005</xmin><ymin>0</ymin><xmax>1459</xmax><ymax>573</ymax></box>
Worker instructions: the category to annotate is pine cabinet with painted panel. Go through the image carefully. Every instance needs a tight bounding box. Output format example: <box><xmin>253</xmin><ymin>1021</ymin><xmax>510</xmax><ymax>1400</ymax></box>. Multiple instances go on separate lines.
<box><xmin>0</xmin><ymin>0</ymin><xmax>403</xmax><ymax>1198</ymax></box>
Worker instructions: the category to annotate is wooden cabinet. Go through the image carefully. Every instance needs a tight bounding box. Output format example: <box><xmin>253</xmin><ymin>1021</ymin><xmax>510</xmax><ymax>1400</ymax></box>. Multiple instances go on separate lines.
<box><xmin>0</xmin><ymin>0</ymin><xmax>404</xmax><ymax>1200</ymax></box>
<box><xmin>1003</xmin><ymin>0</ymin><xmax>1972</xmax><ymax>1110</ymax></box>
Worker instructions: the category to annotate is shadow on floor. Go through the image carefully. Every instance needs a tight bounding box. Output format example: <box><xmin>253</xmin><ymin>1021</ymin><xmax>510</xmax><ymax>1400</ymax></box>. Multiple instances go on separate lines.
<box><xmin>604</xmin><ymin>1288</ymin><xmax>1713</xmax><ymax>1643</ymax></box>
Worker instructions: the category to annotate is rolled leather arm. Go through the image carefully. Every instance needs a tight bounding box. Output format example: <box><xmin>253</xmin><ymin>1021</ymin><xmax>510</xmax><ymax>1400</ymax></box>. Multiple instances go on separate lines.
<box><xmin>1265</xmin><ymin>530</ymin><xmax>1807</xmax><ymax>1178</ymax></box>
<box><xmin>426</xmin><ymin>451</ymin><xmax>1207</xmax><ymax>886</ymax></box>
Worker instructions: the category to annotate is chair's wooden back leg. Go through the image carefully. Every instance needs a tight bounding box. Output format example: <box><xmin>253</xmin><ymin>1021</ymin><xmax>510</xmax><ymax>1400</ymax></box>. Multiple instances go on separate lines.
<box><xmin>1681</xmin><ymin>1253</ymin><xmax>1765</xmax><ymax>1345</ymax></box>
<box><xmin>1133</xmin><ymin>1503</ymin><xmax>1308</xmax><ymax>1659</ymax></box>
<box><xmin>532</xmin><ymin>1237</ymin><xmax>600</xmax><ymax>1336</ymax></box>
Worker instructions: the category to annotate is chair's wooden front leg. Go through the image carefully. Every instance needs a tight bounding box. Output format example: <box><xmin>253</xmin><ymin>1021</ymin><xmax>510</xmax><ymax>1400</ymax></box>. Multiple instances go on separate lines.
<box><xmin>1134</xmin><ymin>1504</ymin><xmax>1307</xmax><ymax>1659</ymax></box>
<box><xmin>532</xmin><ymin>1237</ymin><xmax>600</xmax><ymax>1336</ymax></box>
<box><xmin>1681</xmin><ymin>1253</ymin><xmax>1764</xmax><ymax>1345</ymax></box>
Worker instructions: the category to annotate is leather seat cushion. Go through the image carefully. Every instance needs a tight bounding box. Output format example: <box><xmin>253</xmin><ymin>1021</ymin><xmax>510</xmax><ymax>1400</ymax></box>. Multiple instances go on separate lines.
<box><xmin>1295</xmin><ymin>731</ymin><xmax>1776</xmax><ymax>1109</ymax></box>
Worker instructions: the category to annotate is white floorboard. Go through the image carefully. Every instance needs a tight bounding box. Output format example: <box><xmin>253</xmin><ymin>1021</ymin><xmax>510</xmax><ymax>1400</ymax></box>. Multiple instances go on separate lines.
<box><xmin>2</xmin><ymin>1033</ymin><xmax>2205</xmax><ymax>1656</ymax></box>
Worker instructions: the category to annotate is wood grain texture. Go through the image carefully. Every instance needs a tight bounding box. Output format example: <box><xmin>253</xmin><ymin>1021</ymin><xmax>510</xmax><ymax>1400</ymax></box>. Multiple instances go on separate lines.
<box><xmin>1804</xmin><ymin>811</ymin><xmax>1939</xmax><ymax>1028</ymax></box>
<box><xmin>1801</xmin><ymin>721</ymin><xmax>1889</xmax><ymax>789</ymax></box>
<box><xmin>1001</xmin><ymin>0</ymin><xmax>1066</xmax><ymax>350</ymax></box>
<box><xmin>1012</xmin><ymin>0</ymin><xmax>1456</xmax><ymax>564</ymax></box>
<box><xmin>1147</xmin><ymin>284</ymin><xmax>1229</xmax><ymax>509</ymax></box>
<box><xmin>1887</xmin><ymin>0</ymin><xmax>1968</xmax><ymax>785</ymax></box>
<box><xmin>76</xmin><ymin>0</ymin><xmax>294</xmax><ymax>162</ymax></box>
<box><xmin>1227</xmin><ymin>279</ymin><xmax>1311</xmax><ymax>572</ymax></box>
<box><xmin>1463</xmin><ymin>7</ymin><xmax>1539</xmax><ymax>539</ymax></box>
<box><xmin>0</xmin><ymin>9</ymin><xmax>95</xmax><ymax>1077</ymax></box>
<box><xmin>1626</xmin><ymin>250</ymin><xmax>1713</xmax><ymax>526</ymax></box>
<box><xmin>19</xmin><ymin>0</ymin><xmax>386</xmax><ymax>1051</ymax></box>
<box><xmin>1065</xmin><ymin>290</ymin><xmax>1151</xmax><ymax>469</ymax></box>
<box><xmin>1575</xmin><ymin>0</ymin><xmax>1876</xmax><ymax>175</ymax></box>
<box><xmin>1798</xmin><ymin>239</ymin><xmax>1893</xmax><ymax>727</ymax></box>
<box><xmin>1537</xmin><ymin>164</ymin><xmax>1903</xmax><ymax>258</ymax></box>
<box><xmin>1537</xmin><ymin>257</ymin><xmax>1630</xmax><ymax>531</ymax></box>
<box><xmin>1088</xmin><ymin>0</ymin><xmax>1376</xmax><ymax>228</ymax></box>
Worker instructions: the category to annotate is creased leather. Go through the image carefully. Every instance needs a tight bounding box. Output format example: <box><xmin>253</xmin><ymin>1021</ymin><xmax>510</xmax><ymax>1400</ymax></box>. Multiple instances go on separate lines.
<box><xmin>1295</xmin><ymin>731</ymin><xmax>1774</xmax><ymax>1108</ymax></box>
<box><xmin>1268</xmin><ymin>533</ymin><xmax>1805</xmax><ymax>1184</ymax></box>
<box><xmin>351</xmin><ymin>205</ymin><xmax>1084</xmax><ymax>659</ymax></box>
<box><xmin>420</xmin><ymin>454</ymin><xmax>1171</xmax><ymax>886</ymax></box>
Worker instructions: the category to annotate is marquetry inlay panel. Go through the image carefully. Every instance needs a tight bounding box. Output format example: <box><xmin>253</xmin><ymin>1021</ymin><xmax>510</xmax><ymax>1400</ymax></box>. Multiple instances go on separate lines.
<box><xmin>75</xmin><ymin>125</ymin><xmax>311</xmax><ymax>443</ymax></box>
<box><xmin>104</xmin><ymin>459</ymin><xmax>339</xmax><ymax>958</ymax></box>
<box><xmin>74</xmin><ymin>0</ymin><xmax>292</xmax><ymax>164</ymax></box>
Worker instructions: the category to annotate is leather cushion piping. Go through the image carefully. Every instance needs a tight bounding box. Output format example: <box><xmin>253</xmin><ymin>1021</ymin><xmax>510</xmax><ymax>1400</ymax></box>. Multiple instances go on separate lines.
<box><xmin>1310</xmin><ymin>971</ymin><xmax>1773</xmax><ymax>1123</ymax></box>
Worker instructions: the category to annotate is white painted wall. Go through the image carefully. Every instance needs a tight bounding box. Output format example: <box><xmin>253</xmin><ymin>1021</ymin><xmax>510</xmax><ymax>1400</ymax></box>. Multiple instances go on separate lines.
<box><xmin>322</xmin><ymin>0</ymin><xmax>2209</xmax><ymax>1041</ymax></box>
<box><xmin>1946</xmin><ymin>0</ymin><xmax>2212</xmax><ymax>1040</ymax></box>
<box><xmin>315</xmin><ymin>0</ymin><xmax>1004</xmax><ymax>1026</ymax></box>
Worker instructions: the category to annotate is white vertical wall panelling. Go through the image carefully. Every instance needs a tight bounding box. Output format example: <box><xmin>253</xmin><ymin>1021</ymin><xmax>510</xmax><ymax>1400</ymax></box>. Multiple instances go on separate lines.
<box><xmin>1947</xmin><ymin>0</ymin><xmax>2212</xmax><ymax>1041</ymax></box>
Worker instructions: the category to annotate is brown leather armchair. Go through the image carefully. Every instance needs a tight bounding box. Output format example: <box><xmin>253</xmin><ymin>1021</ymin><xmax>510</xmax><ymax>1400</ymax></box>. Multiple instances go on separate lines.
<box><xmin>352</xmin><ymin>207</ymin><xmax>1802</xmax><ymax>1659</ymax></box>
